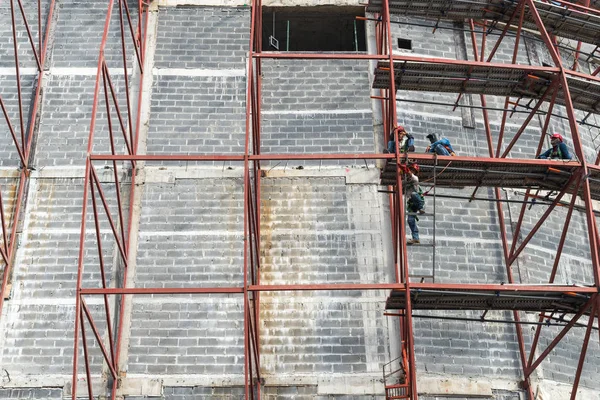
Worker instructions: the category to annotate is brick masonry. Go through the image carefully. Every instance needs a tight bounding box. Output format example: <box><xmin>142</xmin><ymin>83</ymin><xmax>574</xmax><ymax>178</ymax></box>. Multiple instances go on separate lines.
<box><xmin>0</xmin><ymin>389</ymin><xmax>63</xmax><ymax>399</ymax></box>
<box><xmin>0</xmin><ymin>0</ymin><xmax>51</xmax><ymax>69</ymax></box>
<box><xmin>0</xmin><ymin>2</ymin><xmax>599</xmax><ymax>399</ymax></box>
<box><xmin>0</xmin><ymin>74</ymin><xmax>36</xmax><ymax>167</ymax></box>
<box><xmin>51</xmin><ymin>0</ymin><xmax>139</xmax><ymax>69</ymax></box>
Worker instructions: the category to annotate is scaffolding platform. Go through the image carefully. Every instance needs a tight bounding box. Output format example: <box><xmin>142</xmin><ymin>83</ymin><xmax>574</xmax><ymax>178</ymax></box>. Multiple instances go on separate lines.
<box><xmin>366</xmin><ymin>0</ymin><xmax>600</xmax><ymax>47</ymax></box>
<box><xmin>380</xmin><ymin>155</ymin><xmax>589</xmax><ymax>194</ymax></box>
<box><xmin>386</xmin><ymin>286</ymin><xmax>592</xmax><ymax>314</ymax></box>
<box><xmin>373</xmin><ymin>61</ymin><xmax>600</xmax><ymax>114</ymax></box>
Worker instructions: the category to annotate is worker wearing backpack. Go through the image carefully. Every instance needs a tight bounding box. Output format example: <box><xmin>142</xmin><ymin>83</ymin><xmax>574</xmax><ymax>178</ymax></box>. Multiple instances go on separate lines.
<box><xmin>426</xmin><ymin>133</ymin><xmax>456</xmax><ymax>156</ymax></box>
<box><xmin>405</xmin><ymin>163</ymin><xmax>425</xmax><ymax>245</ymax></box>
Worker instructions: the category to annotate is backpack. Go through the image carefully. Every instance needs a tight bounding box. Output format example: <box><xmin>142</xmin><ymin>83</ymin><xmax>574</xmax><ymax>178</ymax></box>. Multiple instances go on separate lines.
<box><xmin>404</xmin><ymin>135</ymin><xmax>415</xmax><ymax>152</ymax></box>
<box><xmin>407</xmin><ymin>188</ymin><xmax>425</xmax><ymax>212</ymax></box>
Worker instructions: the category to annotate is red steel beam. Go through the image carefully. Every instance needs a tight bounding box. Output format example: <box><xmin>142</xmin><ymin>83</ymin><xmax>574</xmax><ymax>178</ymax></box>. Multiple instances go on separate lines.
<box><xmin>380</xmin><ymin>0</ymin><xmax>416</xmax><ymax>396</ymax></box>
<box><xmin>569</xmin><ymin>301</ymin><xmax>597</xmax><ymax>400</ymax></box>
<box><xmin>507</xmin><ymin>173</ymin><xmax>581</xmax><ymax>266</ymax></box>
<box><xmin>0</xmin><ymin>0</ymin><xmax>57</xmax><ymax>321</ymax></box>
<box><xmin>243</xmin><ymin>0</ymin><xmax>262</xmax><ymax>394</ymax></box>
<box><xmin>507</xmin><ymin>83</ymin><xmax>561</xmax><ymax>263</ymax></box>
<box><xmin>90</xmin><ymin>167</ymin><xmax>128</xmax><ymax>265</ymax></box>
<box><xmin>89</xmin><ymin>176</ymin><xmax>117</xmax><ymax>368</ymax></box>
<box><xmin>527</xmin><ymin>185</ymin><xmax>581</xmax><ymax>362</ymax></box>
<box><xmin>72</xmin><ymin>0</ymin><xmax>119</xmax><ymax>395</ymax></box>
<box><xmin>495</xmin><ymin>1</ymin><xmax>527</xmax><ymax>158</ymax></box>
<box><xmin>526</xmin><ymin>296</ymin><xmax>595</xmax><ymax>376</ymax></box>
<box><xmin>15</xmin><ymin>0</ymin><xmax>42</xmax><ymax>71</ymax></box>
<box><xmin>116</xmin><ymin>0</ymin><xmax>135</xmax><ymax>149</ymax></box>
<box><xmin>499</xmin><ymin>79</ymin><xmax>559</xmax><ymax>158</ymax></box>
<box><xmin>79</xmin><ymin>283</ymin><xmax>597</xmax><ymax>294</ymax></box>
<box><xmin>9</xmin><ymin>0</ymin><xmax>27</xmax><ymax>150</ymax></box>
<box><xmin>109</xmin><ymin>3</ymin><xmax>149</xmax><ymax>399</ymax></box>
<box><xmin>90</xmin><ymin>153</ymin><xmax>583</xmax><ymax>167</ymax></box>
<box><xmin>101</xmin><ymin>68</ymin><xmax>128</xmax><ymax>250</ymax></box>
<box><xmin>80</xmin><ymin>304</ymin><xmax>94</xmax><ymax>400</ymax></box>
<box><xmin>486</xmin><ymin>0</ymin><xmax>526</xmax><ymax>63</ymax></box>
<box><xmin>0</xmin><ymin>96</ymin><xmax>27</xmax><ymax>166</ymax></box>
<box><xmin>81</xmin><ymin>298</ymin><xmax>118</xmax><ymax>380</ymax></box>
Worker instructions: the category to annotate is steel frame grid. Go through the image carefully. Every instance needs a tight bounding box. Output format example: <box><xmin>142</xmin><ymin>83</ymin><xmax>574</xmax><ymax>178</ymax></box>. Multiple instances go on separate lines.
<box><xmin>70</xmin><ymin>0</ymin><xmax>600</xmax><ymax>400</ymax></box>
<box><xmin>0</xmin><ymin>0</ymin><xmax>56</xmax><ymax>319</ymax></box>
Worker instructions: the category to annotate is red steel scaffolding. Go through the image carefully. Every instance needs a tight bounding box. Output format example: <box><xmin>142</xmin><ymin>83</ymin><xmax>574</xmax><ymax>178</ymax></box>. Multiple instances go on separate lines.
<box><xmin>70</xmin><ymin>0</ymin><xmax>600</xmax><ymax>399</ymax></box>
<box><xmin>0</xmin><ymin>0</ymin><xmax>56</xmax><ymax>319</ymax></box>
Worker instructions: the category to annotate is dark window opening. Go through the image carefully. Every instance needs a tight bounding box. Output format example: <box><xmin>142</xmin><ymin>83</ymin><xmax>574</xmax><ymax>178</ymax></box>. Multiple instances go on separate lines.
<box><xmin>397</xmin><ymin>38</ymin><xmax>412</xmax><ymax>51</ymax></box>
<box><xmin>262</xmin><ymin>7</ymin><xmax>366</xmax><ymax>52</ymax></box>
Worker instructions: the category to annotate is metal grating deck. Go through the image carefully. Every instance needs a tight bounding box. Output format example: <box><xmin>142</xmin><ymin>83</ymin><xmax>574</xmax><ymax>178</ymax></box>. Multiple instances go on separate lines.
<box><xmin>380</xmin><ymin>156</ymin><xmax>585</xmax><ymax>195</ymax></box>
<box><xmin>373</xmin><ymin>61</ymin><xmax>600</xmax><ymax>114</ymax></box>
<box><xmin>367</xmin><ymin>0</ymin><xmax>600</xmax><ymax>47</ymax></box>
<box><xmin>386</xmin><ymin>288</ymin><xmax>591</xmax><ymax>314</ymax></box>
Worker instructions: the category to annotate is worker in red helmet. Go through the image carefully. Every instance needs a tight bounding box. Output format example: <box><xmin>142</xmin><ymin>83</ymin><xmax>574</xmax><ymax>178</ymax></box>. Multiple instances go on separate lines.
<box><xmin>385</xmin><ymin>126</ymin><xmax>415</xmax><ymax>154</ymax></box>
<box><xmin>538</xmin><ymin>133</ymin><xmax>572</xmax><ymax>160</ymax></box>
<box><xmin>405</xmin><ymin>163</ymin><xmax>425</xmax><ymax>245</ymax></box>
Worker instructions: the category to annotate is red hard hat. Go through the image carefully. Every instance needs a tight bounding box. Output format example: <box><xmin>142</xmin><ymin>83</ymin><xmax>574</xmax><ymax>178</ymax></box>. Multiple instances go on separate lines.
<box><xmin>409</xmin><ymin>163</ymin><xmax>419</xmax><ymax>173</ymax></box>
<box><xmin>551</xmin><ymin>133</ymin><xmax>563</xmax><ymax>142</ymax></box>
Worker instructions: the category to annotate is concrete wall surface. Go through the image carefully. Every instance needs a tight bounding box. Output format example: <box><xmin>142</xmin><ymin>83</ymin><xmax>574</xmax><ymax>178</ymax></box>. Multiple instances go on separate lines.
<box><xmin>0</xmin><ymin>1</ymin><xmax>599</xmax><ymax>399</ymax></box>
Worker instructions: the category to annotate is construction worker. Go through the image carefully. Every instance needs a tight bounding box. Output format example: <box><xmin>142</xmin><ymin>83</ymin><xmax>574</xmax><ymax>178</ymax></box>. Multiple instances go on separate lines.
<box><xmin>426</xmin><ymin>133</ymin><xmax>456</xmax><ymax>156</ymax></box>
<box><xmin>538</xmin><ymin>133</ymin><xmax>572</xmax><ymax>160</ymax></box>
<box><xmin>385</xmin><ymin>126</ymin><xmax>415</xmax><ymax>154</ymax></box>
<box><xmin>405</xmin><ymin>163</ymin><xmax>425</xmax><ymax>245</ymax></box>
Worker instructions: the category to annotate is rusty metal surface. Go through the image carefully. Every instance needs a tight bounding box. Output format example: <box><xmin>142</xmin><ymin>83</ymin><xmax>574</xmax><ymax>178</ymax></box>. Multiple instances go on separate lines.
<box><xmin>373</xmin><ymin>61</ymin><xmax>600</xmax><ymax>114</ymax></box>
<box><xmin>380</xmin><ymin>157</ymin><xmax>586</xmax><ymax>196</ymax></box>
<box><xmin>367</xmin><ymin>0</ymin><xmax>600</xmax><ymax>46</ymax></box>
<box><xmin>386</xmin><ymin>288</ymin><xmax>592</xmax><ymax>313</ymax></box>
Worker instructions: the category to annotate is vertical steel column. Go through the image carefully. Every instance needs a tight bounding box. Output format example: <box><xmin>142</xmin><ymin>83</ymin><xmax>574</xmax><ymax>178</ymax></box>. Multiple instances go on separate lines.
<box><xmin>244</xmin><ymin>0</ymin><xmax>261</xmax><ymax>396</ymax></box>
<box><xmin>110</xmin><ymin>3</ymin><xmax>149</xmax><ymax>399</ymax></box>
<box><xmin>381</xmin><ymin>0</ymin><xmax>416</xmax><ymax>397</ymax></box>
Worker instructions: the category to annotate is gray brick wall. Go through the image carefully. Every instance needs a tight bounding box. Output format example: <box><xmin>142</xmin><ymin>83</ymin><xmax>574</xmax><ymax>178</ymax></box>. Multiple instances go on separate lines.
<box><xmin>262</xmin><ymin>59</ymin><xmax>371</xmax><ymax>112</ymax></box>
<box><xmin>260</xmin><ymin>296</ymin><xmax>387</xmax><ymax>376</ymax></box>
<box><xmin>259</xmin><ymin>177</ymin><xmax>390</xmax><ymax>384</ymax></box>
<box><xmin>261</xmin><ymin>59</ymin><xmax>374</xmax><ymax>166</ymax></box>
<box><xmin>260</xmin><ymin>111</ymin><xmax>375</xmax><ymax>166</ymax></box>
<box><xmin>0</xmin><ymin>74</ymin><xmax>36</xmax><ymax>166</ymax></box>
<box><xmin>127</xmin><ymin>295</ymin><xmax>245</xmax><ymax>375</ymax></box>
<box><xmin>17</xmin><ymin>177</ymin><xmax>121</xmax><ymax>298</ymax></box>
<box><xmin>263</xmin><ymin>386</ymin><xmax>385</xmax><ymax>399</ymax></box>
<box><xmin>155</xmin><ymin>7</ymin><xmax>250</xmax><ymax>69</ymax></box>
<box><xmin>136</xmin><ymin>179</ymin><xmax>244</xmax><ymax>288</ymax></box>
<box><xmin>52</xmin><ymin>0</ymin><xmax>138</xmax><ymax>69</ymax></box>
<box><xmin>35</xmin><ymin>74</ymin><xmax>131</xmax><ymax>167</ymax></box>
<box><xmin>146</xmin><ymin>75</ymin><xmax>246</xmax><ymax>159</ymax></box>
<box><xmin>260</xmin><ymin>178</ymin><xmax>388</xmax><ymax>284</ymax></box>
<box><xmin>164</xmin><ymin>386</ymin><xmax>245</xmax><ymax>399</ymax></box>
<box><xmin>129</xmin><ymin>179</ymin><xmax>245</xmax><ymax>375</ymax></box>
<box><xmin>534</xmin><ymin>321</ymin><xmax>600</xmax><ymax>390</ymax></box>
<box><xmin>391</xmin><ymin>17</ymin><xmax>459</xmax><ymax>60</ymax></box>
<box><xmin>414</xmin><ymin>313</ymin><xmax>522</xmax><ymax>378</ymax></box>
<box><xmin>0</xmin><ymin>303</ymin><xmax>107</xmax><ymax>376</ymax></box>
<box><xmin>0</xmin><ymin>388</ymin><xmax>63</xmax><ymax>399</ymax></box>
<box><xmin>0</xmin><ymin>0</ymin><xmax>51</xmax><ymax>68</ymax></box>
<box><xmin>421</xmin><ymin>390</ymin><xmax>523</xmax><ymax>400</ymax></box>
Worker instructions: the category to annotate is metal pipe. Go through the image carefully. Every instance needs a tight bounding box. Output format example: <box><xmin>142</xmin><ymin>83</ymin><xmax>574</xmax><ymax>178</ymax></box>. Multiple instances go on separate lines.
<box><xmin>399</xmin><ymin>313</ymin><xmax>599</xmax><ymax>329</ymax></box>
